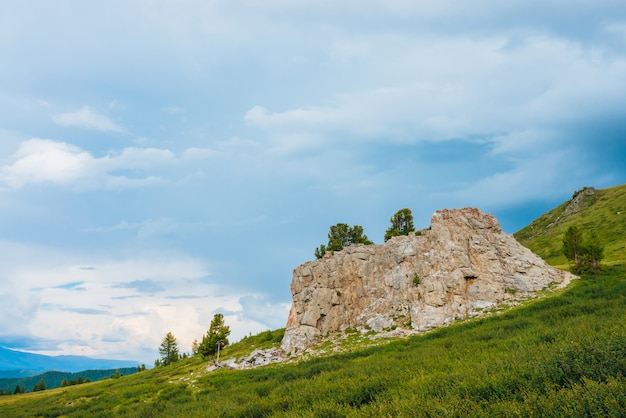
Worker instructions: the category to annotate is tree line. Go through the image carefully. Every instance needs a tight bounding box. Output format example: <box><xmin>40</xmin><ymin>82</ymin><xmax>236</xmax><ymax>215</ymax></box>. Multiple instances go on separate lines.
<box><xmin>0</xmin><ymin>366</ymin><xmax>146</xmax><ymax>396</ymax></box>
<box><xmin>315</xmin><ymin>208</ymin><xmax>416</xmax><ymax>258</ymax></box>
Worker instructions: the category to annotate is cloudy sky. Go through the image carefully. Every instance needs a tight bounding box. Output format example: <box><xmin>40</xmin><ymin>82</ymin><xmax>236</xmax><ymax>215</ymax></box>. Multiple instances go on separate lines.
<box><xmin>1</xmin><ymin>1</ymin><xmax>625</xmax><ymax>364</ymax></box>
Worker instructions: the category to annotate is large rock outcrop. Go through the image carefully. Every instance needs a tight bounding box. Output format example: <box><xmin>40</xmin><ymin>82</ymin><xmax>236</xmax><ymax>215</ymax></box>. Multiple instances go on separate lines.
<box><xmin>281</xmin><ymin>208</ymin><xmax>576</xmax><ymax>354</ymax></box>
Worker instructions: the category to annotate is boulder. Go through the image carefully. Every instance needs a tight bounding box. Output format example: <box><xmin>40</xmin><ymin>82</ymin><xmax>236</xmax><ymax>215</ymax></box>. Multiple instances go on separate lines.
<box><xmin>282</xmin><ymin>208</ymin><xmax>576</xmax><ymax>354</ymax></box>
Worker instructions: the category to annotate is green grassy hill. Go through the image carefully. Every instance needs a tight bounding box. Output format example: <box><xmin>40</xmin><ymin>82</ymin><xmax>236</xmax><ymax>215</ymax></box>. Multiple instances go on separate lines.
<box><xmin>514</xmin><ymin>184</ymin><xmax>626</xmax><ymax>269</ymax></box>
<box><xmin>1</xmin><ymin>185</ymin><xmax>625</xmax><ymax>417</ymax></box>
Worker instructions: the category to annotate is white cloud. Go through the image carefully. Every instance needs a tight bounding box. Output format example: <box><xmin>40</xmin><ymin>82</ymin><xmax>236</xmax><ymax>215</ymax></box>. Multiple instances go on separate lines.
<box><xmin>0</xmin><ymin>139</ymin><xmax>93</xmax><ymax>188</ymax></box>
<box><xmin>0</xmin><ymin>240</ymin><xmax>283</xmax><ymax>362</ymax></box>
<box><xmin>0</xmin><ymin>139</ymin><xmax>211</xmax><ymax>191</ymax></box>
<box><xmin>52</xmin><ymin>106</ymin><xmax>126</xmax><ymax>133</ymax></box>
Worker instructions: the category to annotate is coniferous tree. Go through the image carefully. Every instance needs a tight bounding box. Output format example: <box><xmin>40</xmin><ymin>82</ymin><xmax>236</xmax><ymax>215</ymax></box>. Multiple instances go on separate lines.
<box><xmin>562</xmin><ymin>225</ymin><xmax>604</xmax><ymax>274</ymax></box>
<box><xmin>314</xmin><ymin>244</ymin><xmax>327</xmax><ymax>259</ymax></box>
<box><xmin>315</xmin><ymin>223</ymin><xmax>373</xmax><ymax>258</ymax></box>
<box><xmin>584</xmin><ymin>230</ymin><xmax>604</xmax><ymax>274</ymax></box>
<box><xmin>158</xmin><ymin>332</ymin><xmax>180</xmax><ymax>366</ymax></box>
<box><xmin>563</xmin><ymin>225</ymin><xmax>584</xmax><ymax>271</ymax></box>
<box><xmin>384</xmin><ymin>208</ymin><xmax>416</xmax><ymax>241</ymax></box>
<box><xmin>33</xmin><ymin>379</ymin><xmax>46</xmax><ymax>392</ymax></box>
<box><xmin>197</xmin><ymin>313</ymin><xmax>231</xmax><ymax>358</ymax></box>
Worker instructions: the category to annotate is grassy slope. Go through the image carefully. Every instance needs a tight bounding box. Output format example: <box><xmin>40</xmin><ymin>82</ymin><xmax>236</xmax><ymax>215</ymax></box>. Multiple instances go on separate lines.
<box><xmin>514</xmin><ymin>184</ymin><xmax>626</xmax><ymax>268</ymax></box>
<box><xmin>2</xmin><ymin>184</ymin><xmax>625</xmax><ymax>417</ymax></box>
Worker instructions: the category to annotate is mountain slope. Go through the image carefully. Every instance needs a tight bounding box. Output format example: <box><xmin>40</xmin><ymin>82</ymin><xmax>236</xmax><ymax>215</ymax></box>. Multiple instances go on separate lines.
<box><xmin>514</xmin><ymin>184</ymin><xmax>626</xmax><ymax>268</ymax></box>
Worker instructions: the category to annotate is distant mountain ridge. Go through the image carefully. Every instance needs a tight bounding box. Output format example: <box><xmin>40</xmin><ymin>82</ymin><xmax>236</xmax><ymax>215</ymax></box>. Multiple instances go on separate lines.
<box><xmin>0</xmin><ymin>346</ymin><xmax>140</xmax><ymax>378</ymax></box>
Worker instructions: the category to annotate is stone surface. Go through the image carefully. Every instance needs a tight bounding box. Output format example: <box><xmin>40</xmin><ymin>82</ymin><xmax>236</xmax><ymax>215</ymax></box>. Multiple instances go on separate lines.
<box><xmin>207</xmin><ymin>347</ymin><xmax>285</xmax><ymax>372</ymax></box>
<box><xmin>281</xmin><ymin>208</ymin><xmax>577</xmax><ymax>354</ymax></box>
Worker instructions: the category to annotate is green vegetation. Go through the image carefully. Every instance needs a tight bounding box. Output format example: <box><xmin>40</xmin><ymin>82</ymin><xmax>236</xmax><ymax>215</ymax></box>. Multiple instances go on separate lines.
<box><xmin>515</xmin><ymin>184</ymin><xmax>626</xmax><ymax>268</ymax></box>
<box><xmin>0</xmin><ymin>368</ymin><xmax>139</xmax><ymax>395</ymax></box>
<box><xmin>32</xmin><ymin>379</ymin><xmax>45</xmax><ymax>392</ymax></box>
<box><xmin>315</xmin><ymin>223</ymin><xmax>373</xmax><ymax>259</ymax></box>
<box><xmin>384</xmin><ymin>208</ymin><xmax>416</xmax><ymax>241</ymax></box>
<box><xmin>2</xmin><ymin>183</ymin><xmax>625</xmax><ymax>416</ymax></box>
<box><xmin>412</xmin><ymin>273</ymin><xmax>420</xmax><ymax>286</ymax></box>
<box><xmin>196</xmin><ymin>313</ymin><xmax>232</xmax><ymax>359</ymax></box>
<box><xmin>221</xmin><ymin>329</ymin><xmax>284</xmax><ymax>360</ymax></box>
<box><xmin>156</xmin><ymin>332</ymin><xmax>180</xmax><ymax>367</ymax></box>
<box><xmin>562</xmin><ymin>225</ymin><xmax>604</xmax><ymax>274</ymax></box>
<box><xmin>315</xmin><ymin>208</ymin><xmax>421</xmax><ymax>258</ymax></box>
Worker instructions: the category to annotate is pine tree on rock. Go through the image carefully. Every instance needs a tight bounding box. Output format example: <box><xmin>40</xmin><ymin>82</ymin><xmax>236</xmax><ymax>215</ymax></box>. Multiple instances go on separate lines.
<box><xmin>384</xmin><ymin>208</ymin><xmax>416</xmax><ymax>241</ymax></box>
<box><xmin>315</xmin><ymin>223</ymin><xmax>373</xmax><ymax>258</ymax></box>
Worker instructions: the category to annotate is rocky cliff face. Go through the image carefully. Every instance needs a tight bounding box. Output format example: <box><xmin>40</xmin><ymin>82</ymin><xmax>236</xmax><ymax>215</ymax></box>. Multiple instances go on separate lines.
<box><xmin>281</xmin><ymin>208</ymin><xmax>576</xmax><ymax>354</ymax></box>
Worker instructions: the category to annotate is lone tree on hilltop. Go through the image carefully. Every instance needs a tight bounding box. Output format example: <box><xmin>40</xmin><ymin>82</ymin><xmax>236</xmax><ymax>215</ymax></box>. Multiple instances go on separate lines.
<box><xmin>384</xmin><ymin>208</ymin><xmax>416</xmax><ymax>241</ymax></box>
<box><xmin>158</xmin><ymin>331</ymin><xmax>180</xmax><ymax>366</ymax></box>
<box><xmin>315</xmin><ymin>223</ymin><xmax>373</xmax><ymax>258</ymax></box>
<box><xmin>197</xmin><ymin>313</ymin><xmax>231</xmax><ymax>359</ymax></box>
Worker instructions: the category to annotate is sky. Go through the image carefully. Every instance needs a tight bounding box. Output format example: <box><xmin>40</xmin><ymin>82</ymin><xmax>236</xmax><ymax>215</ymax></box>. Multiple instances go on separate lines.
<box><xmin>1</xmin><ymin>1</ymin><xmax>625</xmax><ymax>365</ymax></box>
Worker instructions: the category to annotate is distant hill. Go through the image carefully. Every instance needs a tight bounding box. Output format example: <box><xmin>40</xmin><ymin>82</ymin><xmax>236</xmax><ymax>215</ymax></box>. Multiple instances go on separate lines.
<box><xmin>514</xmin><ymin>184</ymin><xmax>626</xmax><ymax>268</ymax></box>
<box><xmin>0</xmin><ymin>346</ymin><xmax>140</xmax><ymax>378</ymax></box>
<box><xmin>0</xmin><ymin>367</ymin><xmax>140</xmax><ymax>394</ymax></box>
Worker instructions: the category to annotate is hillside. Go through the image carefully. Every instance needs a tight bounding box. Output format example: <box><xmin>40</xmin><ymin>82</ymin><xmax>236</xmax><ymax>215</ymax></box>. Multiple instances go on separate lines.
<box><xmin>515</xmin><ymin>184</ymin><xmax>626</xmax><ymax>268</ymax></box>
<box><xmin>1</xmin><ymin>187</ymin><xmax>625</xmax><ymax>416</ymax></box>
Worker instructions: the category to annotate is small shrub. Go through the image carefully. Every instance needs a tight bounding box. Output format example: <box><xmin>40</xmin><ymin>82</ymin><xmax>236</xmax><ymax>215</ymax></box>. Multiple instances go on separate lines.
<box><xmin>413</xmin><ymin>273</ymin><xmax>420</xmax><ymax>286</ymax></box>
